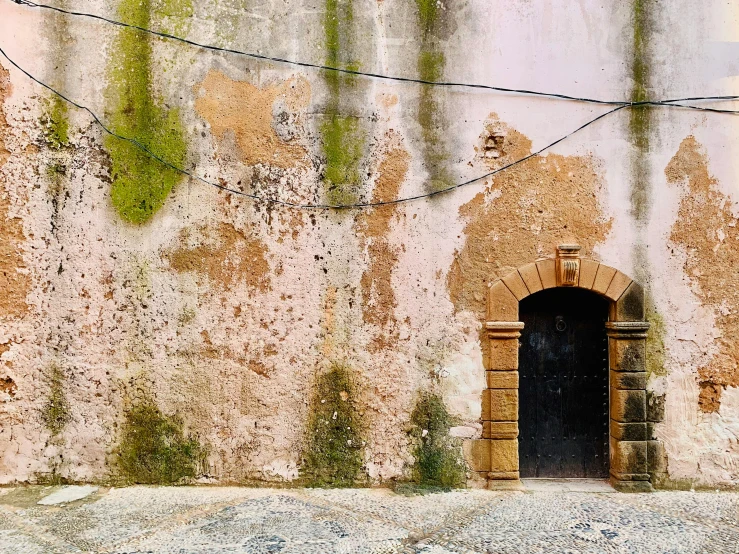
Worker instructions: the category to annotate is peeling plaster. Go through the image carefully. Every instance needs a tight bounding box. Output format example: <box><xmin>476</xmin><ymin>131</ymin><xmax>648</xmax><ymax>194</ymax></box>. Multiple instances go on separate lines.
<box><xmin>194</xmin><ymin>70</ymin><xmax>311</xmax><ymax>169</ymax></box>
<box><xmin>667</xmin><ymin>136</ymin><xmax>739</xmax><ymax>412</ymax></box>
<box><xmin>448</xmin><ymin>114</ymin><xmax>611</xmax><ymax>319</ymax></box>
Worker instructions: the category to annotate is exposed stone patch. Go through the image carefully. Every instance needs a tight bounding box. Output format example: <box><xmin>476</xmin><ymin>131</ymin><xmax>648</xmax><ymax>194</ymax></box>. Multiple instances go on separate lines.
<box><xmin>357</xmin><ymin>132</ymin><xmax>409</xmax><ymax>352</ymax></box>
<box><xmin>163</xmin><ymin>222</ymin><xmax>271</xmax><ymax>293</ymax></box>
<box><xmin>448</xmin><ymin>114</ymin><xmax>611</xmax><ymax>318</ymax></box>
<box><xmin>666</xmin><ymin>136</ymin><xmax>739</xmax><ymax>412</ymax></box>
<box><xmin>0</xmin><ymin>63</ymin><xmax>29</xmax><ymax>321</ymax></box>
<box><xmin>698</xmin><ymin>382</ymin><xmax>723</xmax><ymax>414</ymax></box>
<box><xmin>194</xmin><ymin>70</ymin><xmax>310</xmax><ymax>169</ymax></box>
<box><xmin>195</xmin><ymin>327</ymin><xmax>278</xmax><ymax>378</ymax></box>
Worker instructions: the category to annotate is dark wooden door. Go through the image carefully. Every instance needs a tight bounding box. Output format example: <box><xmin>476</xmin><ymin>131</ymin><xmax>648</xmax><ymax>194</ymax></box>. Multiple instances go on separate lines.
<box><xmin>518</xmin><ymin>287</ymin><xmax>609</xmax><ymax>478</ymax></box>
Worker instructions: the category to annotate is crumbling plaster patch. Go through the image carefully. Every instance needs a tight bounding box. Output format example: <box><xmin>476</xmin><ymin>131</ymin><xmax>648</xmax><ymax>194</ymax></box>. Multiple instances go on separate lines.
<box><xmin>352</xmin><ymin>130</ymin><xmax>419</xmax><ymax>481</ymax></box>
<box><xmin>163</xmin><ymin>221</ymin><xmax>271</xmax><ymax>293</ymax></box>
<box><xmin>0</xmin><ymin>64</ymin><xmax>29</xmax><ymax>323</ymax></box>
<box><xmin>0</xmin><ymin>52</ymin><xmax>324</xmax><ymax>483</ymax></box>
<box><xmin>357</xmin><ymin>130</ymin><xmax>410</xmax><ymax>352</ymax></box>
<box><xmin>152</xmin><ymin>201</ymin><xmax>322</xmax><ymax>483</ymax></box>
<box><xmin>0</xmin><ymin>61</ymin><xmax>49</xmax><ymax>483</ymax></box>
<box><xmin>648</xmin><ymin>134</ymin><xmax>739</xmax><ymax>486</ymax></box>
<box><xmin>666</xmin><ymin>136</ymin><xmax>739</xmax><ymax>412</ymax></box>
<box><xmin>448</xmin><ymin>114</ymin><xmax>612</xmax><ymax>319</ymax></box>
<box><xmin>194</xmin><ymin>70</ymin><xmax>311</xmax><ymax>169</ymax></box>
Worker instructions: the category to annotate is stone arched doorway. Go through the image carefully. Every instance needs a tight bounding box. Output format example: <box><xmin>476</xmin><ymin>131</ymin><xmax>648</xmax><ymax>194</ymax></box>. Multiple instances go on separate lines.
<box><xmin>468</xmin><ymin>245</ymin><xmax>658</xmax><ymax>492</ymax></box>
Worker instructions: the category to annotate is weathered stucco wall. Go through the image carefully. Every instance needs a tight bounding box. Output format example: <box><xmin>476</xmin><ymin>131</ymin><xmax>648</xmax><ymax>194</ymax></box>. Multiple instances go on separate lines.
<box><xmin>0</xmin><ymin>0</ymin><xmax>738</xmax><ymax>487</ymax></box>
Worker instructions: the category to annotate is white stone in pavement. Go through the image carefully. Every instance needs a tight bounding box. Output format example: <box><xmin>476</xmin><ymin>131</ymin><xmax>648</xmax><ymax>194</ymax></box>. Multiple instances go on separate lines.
<box><xmin>37</xmin><ymin>485</ymin><xmax>98</xmax><ymax>505</ymax></box>
<box><xmin>521</xmin><ymin>478</ymin><xmax>616</xmax><ymax>493</ymax></box>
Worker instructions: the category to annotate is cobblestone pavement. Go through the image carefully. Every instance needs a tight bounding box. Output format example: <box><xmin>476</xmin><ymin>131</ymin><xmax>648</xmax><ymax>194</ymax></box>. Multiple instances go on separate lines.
<box><xmin>0</xmin><ymin>483</ymin><xmax>737</xmax><ymax>553</ymax></box>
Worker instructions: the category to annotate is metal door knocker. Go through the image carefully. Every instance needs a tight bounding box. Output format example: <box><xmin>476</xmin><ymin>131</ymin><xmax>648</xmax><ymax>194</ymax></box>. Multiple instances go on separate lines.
<box><xmin>555</xmin><ymin>316</ymin><xmax>567</xmax><ymax>332</ymax></box>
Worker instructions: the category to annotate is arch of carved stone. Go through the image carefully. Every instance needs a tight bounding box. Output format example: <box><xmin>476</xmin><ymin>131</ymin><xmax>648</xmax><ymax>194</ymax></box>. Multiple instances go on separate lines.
<box><xmin>468</xmin><ymin>245</ymin><xmax>663</xmax><ymax>492</ymax></box>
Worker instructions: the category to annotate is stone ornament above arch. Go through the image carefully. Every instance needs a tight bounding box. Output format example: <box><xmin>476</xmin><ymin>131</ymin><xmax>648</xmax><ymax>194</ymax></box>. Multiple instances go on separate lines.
<box><xmin>487</xmin><ymin>246</ymin><xmax>641</xmax><ymax>323</ymax></box>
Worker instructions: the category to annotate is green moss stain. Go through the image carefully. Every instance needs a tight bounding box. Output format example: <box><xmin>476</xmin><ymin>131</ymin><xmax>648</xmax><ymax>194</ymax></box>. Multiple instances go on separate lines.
<box><xmin>321</xmin><ymin>0</ymin><xmax>365</xmax><ymax>206</ymax></box>
<box><xmin>629</xmin><ymin>0</ymin><xmax>653</xmax><ymax>284</ymax></box>
<box><xmin>630</xmin><ymin>0</ymin><xmax>652</xmax><ymax>153</ymax></box>
<box><xmin>40</xmin><ymin>2</ymin><xmax>72</xmax><ymax>151</ymax></box>
<box><xmin>106</xmin><ymin>0</ymin><xmax>187</xmax><ymax>224</ymax></box>
<box><xmin>646</xmin><ymin>304</ymin><xmax>666</xmax><ymax>378</ymax></box>
<box><xmin>39</xmin><ymin>0</ymin><xmax>72</xmax><ymax>243</ymax></box>
<box><xmin>414</xmin><ymin>0</ymin><xmax>450</xmax><ymax>192</ymax></box>
<box><xmin>417</xmin><ymin>51</ymin><xmax>445</xmax><ymax>84</ymax></box>
<box><xmin>415</xmin><ymin>0</ymin><xmax>439</xmax><ymax>35</ymax></box>
<box><xmin>301</xmin><ymin>362</ymin><xmax>365</xmax><ymax>486</ymax></box>
<box><xmin>152</xmin><ymin>0</ymin><xmax>194</xmax><ymax>37</ymax></box>
<box><xmin>41</xmin><ymin>363</ymin><xmax>70</xmax><ymax>437</ymax></box>
<box><xmin>629</xmin><ymin>0</ymin><xmax>652</xmax><ymax>222</ymax></box>
<box><xmin>41</xmin><ymin>96</ymin><xmax>70</xmax><ymax>150</ymax></box>
<box><xmin>324</xmin><ymin>0</ymin><xmax>345</xmax><ymax>73</ymax></box>
<box><xmin>321</xmin><ymin>115</ymin><xmax>364</xmax><ymax>205</ymax></box>
<box><xmin>117</xmin><ymin>395</ymin><xmax>205</xmax><ymax>484</ymax></box>
<box><xmin>205</xmin><ymin>0</ymin><xmax>249</xmax><ymax>47</ymax></box>
<box><xmin>408</xmin><ymin>392</ymin><xmax>465</xmax><ymax>489</ymax></box>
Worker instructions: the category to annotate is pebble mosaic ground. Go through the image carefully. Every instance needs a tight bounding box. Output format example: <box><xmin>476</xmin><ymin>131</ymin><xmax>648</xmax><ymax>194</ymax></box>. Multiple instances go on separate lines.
<box><xmin>0</xmin><ymin>483</ymin><xmax>737</xmax><ymax>553</ymax></box>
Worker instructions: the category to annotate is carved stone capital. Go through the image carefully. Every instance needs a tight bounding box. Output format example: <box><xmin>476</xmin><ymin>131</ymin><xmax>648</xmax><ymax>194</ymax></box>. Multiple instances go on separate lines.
<box><xmin>606</xmin><ymin>321</ymin><xmax>650</xmax><ymax>339</ymax></box>
<box><xmin>556</xmin><ymin>244</ymin><xmax>581</xmax><ymax>286</ymax></box>
<box><xmin>486</xmin><ymin>321</ymin><xmax>525</xmax><ymax>339</ymax></box>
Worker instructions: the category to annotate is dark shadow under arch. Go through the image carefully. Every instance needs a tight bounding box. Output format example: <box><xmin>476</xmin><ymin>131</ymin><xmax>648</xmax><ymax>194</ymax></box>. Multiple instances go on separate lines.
<box><xmin>519</xmin><ymin>288</ymin><xmax>609</xmax><ymax>478</ymax></box>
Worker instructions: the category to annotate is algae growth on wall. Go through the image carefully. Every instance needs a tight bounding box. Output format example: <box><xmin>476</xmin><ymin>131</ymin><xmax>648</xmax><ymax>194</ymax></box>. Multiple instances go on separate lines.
<box><xmin>105</xmin><ymin>0</ymin><xmax>187</xmax><ymax>224</ymax></box>
<box><xmin>116</xmin><ymin>394</ymin><xmax>206</xmax><ymax>484</ymax></box>
<box><xmin>408</xmin><ymin>392</ymin><xmax>466</xmax><ymax>489</ymax></box>
<box><xmin>414</xmin><ymin>0</ymin><xmax>451</xmax><ymax>192</ymax></box>
<box><xmin>301</xmin><ymin>363</ymin><xmax>366</xmax><ymax>487</ymax></box>
<box><xmin>320</xmin><ymin>0</ymin><xmax>366</xmax><ymax>206</ymax></box>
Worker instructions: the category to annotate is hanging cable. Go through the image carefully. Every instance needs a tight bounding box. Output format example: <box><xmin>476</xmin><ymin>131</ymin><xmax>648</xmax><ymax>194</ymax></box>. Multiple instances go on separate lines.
<box><xmin>7</xmin><ymin>0</ymin><xmax>739</xmax><ymax>113</ymax></box>
<box><xmin>2</xmin><ymin>0</ymin><xmax>739</xmax><ymax>209</ymax></box>
<box><xmin>0</xmin><ymin>45</ymin><xmax>634</xmax><ymax>210</ymax></box>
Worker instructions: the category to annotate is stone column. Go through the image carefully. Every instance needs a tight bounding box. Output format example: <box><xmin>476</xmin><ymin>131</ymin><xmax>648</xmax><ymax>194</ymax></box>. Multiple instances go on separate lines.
<box><xmin>607</xmin><ymin>319</ymin><xmax>652</xmax><ymax>492</ymax></box>
<box><xmin>474</xmin><ymin>320</ymin><xmax>523</xmax><ymax>484</ymax></box>
<box><xmin>466</xmin><ymin>279</ymin><xmax>523</xmax><ymax>483</ymax></box>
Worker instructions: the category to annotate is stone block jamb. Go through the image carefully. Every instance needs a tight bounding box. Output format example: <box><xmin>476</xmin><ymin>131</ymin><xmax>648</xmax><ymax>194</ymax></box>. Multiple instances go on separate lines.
<box><xmin>469</xmin><ymin>245</ymin><xmax>655</xmax><ymax>492</ymax></box>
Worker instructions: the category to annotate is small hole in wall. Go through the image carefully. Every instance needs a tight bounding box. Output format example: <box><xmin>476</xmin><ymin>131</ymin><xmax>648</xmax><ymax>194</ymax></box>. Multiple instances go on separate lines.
<box><xmin>1</xmin><ymin>377</ymin><xmax>17</xmax><ymax>397</ymax></box>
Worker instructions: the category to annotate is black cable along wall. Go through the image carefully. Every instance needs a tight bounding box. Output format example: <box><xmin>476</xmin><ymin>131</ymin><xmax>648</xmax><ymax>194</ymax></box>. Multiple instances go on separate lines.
<box><xmin>2</xmin><ymin>0</ymin><xmax>738</xmax><ymax>210</ymax></box>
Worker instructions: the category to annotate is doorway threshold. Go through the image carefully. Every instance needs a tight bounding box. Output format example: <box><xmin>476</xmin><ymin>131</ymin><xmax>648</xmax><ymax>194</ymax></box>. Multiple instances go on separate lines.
<box><xmin>521</xmin><ymin>478</ymin><xmax>615</xmax><ymax>493</ymax></box>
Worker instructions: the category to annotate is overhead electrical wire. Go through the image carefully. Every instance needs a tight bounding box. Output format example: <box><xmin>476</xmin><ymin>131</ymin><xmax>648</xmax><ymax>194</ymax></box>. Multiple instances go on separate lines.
<box><xmin>0</xmin><ymin>44</ymin><xmax>630</xmax><ymax>209</ymax></box>
<box><xmin>7</xmin><ymin>0</ymin><xmax>739</xmax><ymax>113</ymax></box>
<box><xmin>1</xmin><ymin>0</ymin><xmax>738</xmax><ymax>210</ymax></box>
